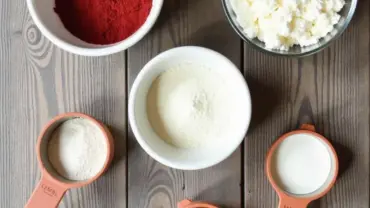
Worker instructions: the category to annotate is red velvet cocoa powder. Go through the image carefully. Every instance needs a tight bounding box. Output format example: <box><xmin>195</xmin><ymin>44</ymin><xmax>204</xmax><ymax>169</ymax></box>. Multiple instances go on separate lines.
<box><xmin>55</xmin><ymin>0</ymin><xmax>152</xmax><ymax>45</ymax></box>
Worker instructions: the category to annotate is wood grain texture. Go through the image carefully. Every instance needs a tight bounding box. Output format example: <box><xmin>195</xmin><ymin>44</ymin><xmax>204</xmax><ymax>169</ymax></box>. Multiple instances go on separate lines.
<box><xmin>52</xmin><ymin>49</ymin><xmax>127</xmax><ymax>208</ymax></box>
<box><xmin>0</xmin><ymin>1</ymin><xmax>127</xmax><ymax>207</ymax></box>
<box><xmin>243</xmin><ymin>0</ymin><xmax>370</xmax><ymax>207</ymax></box>
<box><xmin>127</xmin><ymin>1</ymin><xmax>242</xmax><ymax>207</ymax></box>
<box><xmin>1</xmin><ymin>0</ymin><xmax>369</xmax><ymax>207</ymax></box>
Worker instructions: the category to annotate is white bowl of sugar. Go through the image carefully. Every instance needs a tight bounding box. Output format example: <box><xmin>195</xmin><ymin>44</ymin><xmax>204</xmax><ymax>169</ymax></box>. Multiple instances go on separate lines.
<box><xmin>129</xmin><ymin>46</ymin><xmax>252</xmax><ymax>170</ymax></box>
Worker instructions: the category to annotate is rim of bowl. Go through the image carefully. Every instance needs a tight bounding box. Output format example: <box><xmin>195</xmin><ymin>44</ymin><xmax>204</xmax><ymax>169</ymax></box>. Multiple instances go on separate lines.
<box><xmin>26</xmin><ymin>0</ymin><xmax>163</xmax><ymax>56</ymax></box>
<box><xmin>128</xmin><ymin>46</ymin><xmax>252</xmax><ymax>170</ymax></box>
<box><xmin>221</xmin><ymin>0</ymin><xmax>358</xmax><ymax>57</ymax></box>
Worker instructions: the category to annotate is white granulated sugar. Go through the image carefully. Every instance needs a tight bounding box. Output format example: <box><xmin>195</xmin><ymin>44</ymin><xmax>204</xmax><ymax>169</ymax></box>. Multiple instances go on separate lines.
<box><xmin>230</xmin><ymin>0</ymin><xmax>345</xmax><ymax>50</ymax></box>
<box><xmin>272</xmin><ymin>134</ymin><xmax>332</xmax><ymax>194</ymax></box>
<box><xmin>147</xmin><ymin>63</ymin><xmax>241</xmax><ymax>148</ymax></box>
<box><xmin>48</xmin><ymin>118</ymin><xmax>108</xmax><ymax>181</ymax></box>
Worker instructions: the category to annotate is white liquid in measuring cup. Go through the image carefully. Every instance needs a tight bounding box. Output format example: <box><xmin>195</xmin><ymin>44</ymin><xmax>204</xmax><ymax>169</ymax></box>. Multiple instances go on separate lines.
<box><xmin>271</xmin><ymin>133</ymin><xmax>332</xmax><ymax>195</ymax></box>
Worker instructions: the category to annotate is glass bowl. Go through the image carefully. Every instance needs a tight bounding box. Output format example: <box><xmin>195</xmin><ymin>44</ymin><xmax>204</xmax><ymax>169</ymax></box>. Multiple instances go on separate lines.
<box><xmin>222</xmin><ymin>0</ymin><xmax>357</xmax><ymax>57</ymax></box>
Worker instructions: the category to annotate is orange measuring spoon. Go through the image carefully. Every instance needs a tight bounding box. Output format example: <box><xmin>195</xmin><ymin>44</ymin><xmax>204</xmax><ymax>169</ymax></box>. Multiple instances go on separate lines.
<box><xmin>178</xmin><ymin>199</ymin><xmax>218</xmax><ymax>208</ymax></box>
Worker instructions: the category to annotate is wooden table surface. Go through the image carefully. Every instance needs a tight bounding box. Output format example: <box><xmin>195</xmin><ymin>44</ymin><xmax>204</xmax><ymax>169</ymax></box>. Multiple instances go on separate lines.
<box><xmin>1</xmin><ymin>0</ymin><xmax>369</xmax><ymax>207</ymax></box>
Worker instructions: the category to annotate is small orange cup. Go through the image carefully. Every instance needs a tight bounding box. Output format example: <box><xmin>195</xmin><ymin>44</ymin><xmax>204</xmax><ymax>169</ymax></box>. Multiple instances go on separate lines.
<box><xmin>266</xmin><ymin>124</ymin><xmax>339</xmax><ymax>208</ymax></box>
<box><xmin>178</xmin><ymin>199</ymin><xmax>218</xmax><ymax>208</ymax></box>
<box><xmin>25</xmin><ymin>112</ymin><xmax>114</xmax><ymax>208</ymax></box>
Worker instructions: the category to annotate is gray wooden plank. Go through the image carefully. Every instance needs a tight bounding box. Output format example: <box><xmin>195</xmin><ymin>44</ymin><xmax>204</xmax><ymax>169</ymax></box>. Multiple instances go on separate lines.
<box><xmin>243</xmin><ymin>0</ymin><xmax>370</xmax><ymax>207</ymax></box>
<box><xmin>52</xmin><ymin>50</ymin><xmax>127</xmax><ymax>208</ymax></box>
<box><xmin>127</xmin><ymin>1</ymin><xmax>242</xmax><ymax>207</ymax></box>
<box><xmin>243</xmin><ymin>52</ymin><xmax>299</xmax><ymax>208</ymax></box>
<box><xmin>0</xmin><ymin>1</ymin><xmax>127</xmax><ymax>207</ymax></box>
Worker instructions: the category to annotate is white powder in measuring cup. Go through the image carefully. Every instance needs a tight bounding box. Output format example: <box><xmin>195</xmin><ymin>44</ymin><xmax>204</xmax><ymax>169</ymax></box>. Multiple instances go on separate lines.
<box><xmin>272</xmin><ymin>133</ymin><xmax>332</xmax><ymax>195</ymax></box>
<box><xmin>48</xmin><ymin>118</ymin><xmax>108</xmax><ymax>181</ymax></box>
<box><xmin>146</xmin><ymin>63</ymin><xmax>242</xmax><ymax>148</ymax></box>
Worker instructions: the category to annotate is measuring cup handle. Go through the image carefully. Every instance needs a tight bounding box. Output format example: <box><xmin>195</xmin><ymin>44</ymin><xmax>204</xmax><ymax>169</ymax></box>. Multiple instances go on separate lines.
<box><xmin>25</xmin><ymin>175</ymin><xmax>67</xmax><ymax>208</ymax></box>
<box><xmin>300</xmin><ymin>124</ymin><xmax>315</xmax><ymax>132</ymax></box>
<box><xmin>278</xmin><ymin>196</ymin><xmax>310</xmax><ymax>208</ymax></box>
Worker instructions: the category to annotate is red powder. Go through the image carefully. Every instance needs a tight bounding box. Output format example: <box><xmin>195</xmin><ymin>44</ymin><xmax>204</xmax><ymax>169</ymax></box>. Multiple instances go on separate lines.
<box><xmin>55</xmin><ymin>0</ymin><xmax>152</xmax><ymax>45</ymax></box>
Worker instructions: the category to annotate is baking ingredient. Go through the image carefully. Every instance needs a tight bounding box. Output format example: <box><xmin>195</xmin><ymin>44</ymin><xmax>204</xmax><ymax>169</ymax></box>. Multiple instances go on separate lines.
<box><xmin>230</xmin><ymin>0</ymin><xmax>345</xmax><ymax>50</ymax></box>
<box><xmin>55</xmin><ymin>0</ymin><xmax>152</xmax><ymax>44</ymax></box>
<box><xmin>272</xmin><ymin>133</ymin><xmax>332</xmax><ymax>194</ymax></box>
<box><xmin>147</xmin><ymin>63</ymin><xmax>242</xmax><ymax>148</ymax></box>
<box><xmin>48</xmin><ymin>118</ymin><xmax>107</xmax><ymax>181</ymax></box>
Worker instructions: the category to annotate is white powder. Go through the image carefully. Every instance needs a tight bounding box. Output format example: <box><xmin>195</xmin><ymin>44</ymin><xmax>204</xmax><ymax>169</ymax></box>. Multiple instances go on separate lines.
<box><xmin>230</xmin><ymin>0</ymin><xmax>345</xmax><ymax>50</ymax></box>
<box><xmin>147</xmin><ymin>63</ymin><xmax>241</xmax><ymax>148</ymax></box>
<box><xmin>48</xmin><ymin>118</ymin><xmax>108</xmax><ymax>181</ymax></box>
<box><xmin>272</xmin><ymin>133</ymin><xmax>332</xmax><ymax>195</ymax></box>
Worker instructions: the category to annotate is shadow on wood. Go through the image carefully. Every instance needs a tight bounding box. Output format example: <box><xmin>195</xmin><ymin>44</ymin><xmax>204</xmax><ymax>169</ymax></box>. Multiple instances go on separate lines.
<box><xmin>244</xmin><ymin>76</ymin><xmax>282</xmax><ymax>134</ymax></box>
<box><xmin>107</xmin><ymin>125</ymin><xmax>127</xmax><ymax>167</ymax></box>
<box><xmin>188</xmin><ymin>21</ymin><xmax>241</xmax><ymax>65</ymax></box>
<box><xmin>296</xmin><ymin>97</ymin><xmax>315</xmax><ymax>129</ymax></box>
<box><xmin>332</xmin><ymin>141</ymin><xmax>353</xmax><ymax>178</ymax></box>
<box><xmin>84</xmin><ymin>98</ymin><xmax>128</xmax><ymax>168</ymax></box>
<box><xmin>308</xmin><ymin>200</ymin><xmax>320</xmax><ymax>208</ymax></box>
<box><xmin>192</xmin><ymin>177</ymin><xmax>240</xmax><ymax>208</ymax></box>
<box><xmin>150</xmin><ymin>0</ymin><xmax>203</xmax><ymax>43</ymax></box>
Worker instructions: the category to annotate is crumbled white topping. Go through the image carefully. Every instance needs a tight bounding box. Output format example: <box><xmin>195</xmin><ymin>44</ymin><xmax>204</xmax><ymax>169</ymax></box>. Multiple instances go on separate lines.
<box><xmin>230</xmin><ymin>0</ymin><xmax>345</xmax><ymax>50</ymax></box>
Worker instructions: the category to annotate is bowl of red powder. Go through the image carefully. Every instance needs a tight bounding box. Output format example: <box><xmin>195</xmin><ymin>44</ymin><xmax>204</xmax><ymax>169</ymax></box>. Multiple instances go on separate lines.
<box><xmin>26</xmin><ymin>0</ymin><xmax>163</xmax><ymax>56</ymax></box>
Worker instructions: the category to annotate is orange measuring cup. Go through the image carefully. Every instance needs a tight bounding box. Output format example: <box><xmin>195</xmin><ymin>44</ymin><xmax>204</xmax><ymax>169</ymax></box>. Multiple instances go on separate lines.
<box><xmin>178</xmin><ymin>199</ymin><xmax>218</xmax><ymax>208</ymax></box>
<box><xmin>266</xmin><ymin>124</ymin><xmax>339</xmax><ymax>208</ymax></box>
<box><xmin>25</xmin><ymin>112</ymin><xmax>114</xmax><ymax>208</ymax></box>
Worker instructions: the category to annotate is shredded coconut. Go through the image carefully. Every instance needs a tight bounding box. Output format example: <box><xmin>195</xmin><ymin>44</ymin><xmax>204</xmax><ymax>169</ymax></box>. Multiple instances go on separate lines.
<box><xmin>230</xmin><ymin>0</ymin><xmax>345</xmax><ymax>50</ymax></box>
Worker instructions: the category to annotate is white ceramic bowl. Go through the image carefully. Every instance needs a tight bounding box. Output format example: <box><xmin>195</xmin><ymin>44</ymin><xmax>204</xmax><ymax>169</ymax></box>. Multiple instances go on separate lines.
<box><xmin>129</xmin><ymin>46</ymin><xmax>252</xmax><ymax>170</ymax></box>
<box><xmin>26</xmin><ymin>0</ymin><xmax>163</xmax><ymax>56</ymax></box>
